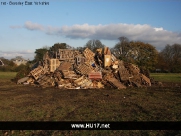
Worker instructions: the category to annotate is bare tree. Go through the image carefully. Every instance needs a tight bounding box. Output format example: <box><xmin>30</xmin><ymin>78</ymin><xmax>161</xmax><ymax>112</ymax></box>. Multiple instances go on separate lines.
<box><xmin>159</xmin><ymin>44</ymin><xmax>181</xmax><ymax>72</ymax></box>
<box><xmin>85</xmin><ymin>39</ymin><xmax>105</xmax><ymax>52</ymax></box>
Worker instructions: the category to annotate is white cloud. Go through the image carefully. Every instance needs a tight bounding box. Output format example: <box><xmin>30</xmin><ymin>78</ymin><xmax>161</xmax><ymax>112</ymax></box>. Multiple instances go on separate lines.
<box><xmin>0</xmin><ymin>50</ymin><xmax>34</xmax><ymax>60</ymax></box>
<box><xmin>154</xmin><ymin>27</ymin><xmax>164</xmax><ymax>31</ymax></box>
<box><xmin>11</xmin><ymin>21</ymin><xmax>181</xmax><ymax>50</ymax></box>
<box><xmin>24</xmin><ymin>21</ymin><xmax>44</xmax><ymax>31</ymax></box>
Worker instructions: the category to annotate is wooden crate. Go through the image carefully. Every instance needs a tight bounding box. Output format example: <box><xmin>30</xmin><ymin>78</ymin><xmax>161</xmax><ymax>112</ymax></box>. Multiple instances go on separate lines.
<box><xmin>49</xmin><ymin>59</ymin><xmax>60</xmax><ymax>72</ymax></box>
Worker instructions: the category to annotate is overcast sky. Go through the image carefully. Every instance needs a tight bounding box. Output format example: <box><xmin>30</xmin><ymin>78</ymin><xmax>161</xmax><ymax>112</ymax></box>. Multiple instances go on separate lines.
<box><xmin>0</xmin><ymin>0</ymin><xmax>181</xmax><ymax>60</ymax></box>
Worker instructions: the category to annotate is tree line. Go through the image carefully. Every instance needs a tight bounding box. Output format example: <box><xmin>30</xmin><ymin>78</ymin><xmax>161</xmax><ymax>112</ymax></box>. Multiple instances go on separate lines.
<box><xmin>0</xmin><ymin>57</ymin><xmax>30</xmax><ymax>72</ymax></box>
<box><xmin>156</xmin><ymin>44</ymin><xmax>181</xmax><ymax>73</ymax></box>
<box><xmin>27</xmin><ymin>38</ymin><xmax>181</xmax><ymax>73</ymax></box>
<box><xmin>1</xmin><ymin>38</ymin><xmax>181</xmax><ymax>73</ymax></box>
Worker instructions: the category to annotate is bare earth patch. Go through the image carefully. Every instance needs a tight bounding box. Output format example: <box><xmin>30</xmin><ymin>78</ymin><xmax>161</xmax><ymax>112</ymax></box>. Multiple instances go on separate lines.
<box><xmin>0</xmin><ymin>79</ymin><xmax>181</xmax><ymax>135</ymax></box>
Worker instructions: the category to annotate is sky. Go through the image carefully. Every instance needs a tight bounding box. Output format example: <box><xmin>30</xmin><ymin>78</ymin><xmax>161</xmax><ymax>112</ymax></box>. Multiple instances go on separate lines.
<box><xmin>0</xmin><ymin>0</ymin><xmax>181</xmax><ymax>60</ymax></box>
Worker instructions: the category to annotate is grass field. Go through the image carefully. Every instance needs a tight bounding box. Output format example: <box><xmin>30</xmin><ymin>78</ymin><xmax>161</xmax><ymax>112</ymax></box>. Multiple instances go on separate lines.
<box><xmin>1</xmin><ymin>72</ymin><xmax>181</xmax><ymax>82</ymax></box>
<box><xmin>150</xmin><ymin>73</ymin><xmax>181</xmax><ymax>82</ymax></box>
<box><xmin>0</xmin><ymin>72</ymin><xmax>181</xmax><ymax>136</ymax></box>
<box><xmin>0</xmin><ymin>72</ymin><xmax>17</xmax><ymax>79</ymax></box>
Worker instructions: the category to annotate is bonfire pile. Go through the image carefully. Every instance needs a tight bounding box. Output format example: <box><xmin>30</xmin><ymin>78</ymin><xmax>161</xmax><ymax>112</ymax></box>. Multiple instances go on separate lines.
<box><xmin>17</xmin><ymin>47</ymin><xmax>151</xmax><ymax>89</ymax></box>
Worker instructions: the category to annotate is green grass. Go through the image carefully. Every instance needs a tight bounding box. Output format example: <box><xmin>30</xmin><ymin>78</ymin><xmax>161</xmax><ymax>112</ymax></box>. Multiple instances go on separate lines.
<box><xmin>0</xmin><ymin>72</ymin><xmax>181</xmax><ymax>83</ymax></box>
<box><xmin>150</xmin><ymin>73</ymin><xmax>181</xmax><ymax>82</ymax></box>
<box><xmin>0</xmin><ymin>72</ymin><xmax>17</xmax><ymax>79</ymax></box>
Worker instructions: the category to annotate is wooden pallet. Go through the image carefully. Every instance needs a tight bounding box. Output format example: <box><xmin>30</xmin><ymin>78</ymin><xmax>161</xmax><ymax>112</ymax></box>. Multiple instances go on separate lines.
<box><xmin>107</xmin><ymin>77</ymin><xmax>126</xmax><ymax>89</ymax></box>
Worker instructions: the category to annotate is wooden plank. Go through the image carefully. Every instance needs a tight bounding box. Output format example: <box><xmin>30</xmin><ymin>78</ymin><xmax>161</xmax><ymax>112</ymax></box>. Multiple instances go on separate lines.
<box><xmin>108</xmin><ymin>77</ymin><xmax>126</xmax><ymax>89</ymax></box>
<box><xmin>141</xmin><ymin>74</ymin><xmax>151</xmax><ymax>86</ymax></box>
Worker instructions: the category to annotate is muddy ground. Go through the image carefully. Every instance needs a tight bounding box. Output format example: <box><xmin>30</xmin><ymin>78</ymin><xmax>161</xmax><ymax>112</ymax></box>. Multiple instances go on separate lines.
<box><xmin>0</xmin><ymin>79</ymin><xmax>181</xmax><ymax>135</ymax></box>
<box><xmin>0</xmin><ymin>80</ymin><xmax>181</xmax><ymax>121</ymax></box>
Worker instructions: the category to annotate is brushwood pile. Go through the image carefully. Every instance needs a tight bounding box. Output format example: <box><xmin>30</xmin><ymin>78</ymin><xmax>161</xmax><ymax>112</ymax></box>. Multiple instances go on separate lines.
<box><xmin>17</xmin><ymin>47</ymin><xmax>151</xmax><ymax>89</ymax></box>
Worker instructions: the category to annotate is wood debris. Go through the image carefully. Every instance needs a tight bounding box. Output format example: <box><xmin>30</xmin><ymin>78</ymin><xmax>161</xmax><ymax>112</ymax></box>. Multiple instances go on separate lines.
<box><xmin>17</xmin><ymin>47</ymin><xmax>152</xmax><ymax>89</ymax></box>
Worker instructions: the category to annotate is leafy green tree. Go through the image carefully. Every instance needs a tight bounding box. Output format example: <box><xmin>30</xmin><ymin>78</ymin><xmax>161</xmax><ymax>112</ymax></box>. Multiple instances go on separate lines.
<box><xmin>49</xmin><ymin>43</ymin><xmax>72</xmax><ymax>52</ymax></box>
<box><xmin>50</xmin><ymin>43</ymin><xmax>66</xmax><ymax>52</ymax></box>
<box><xmin>49</xmin><ymin>43</ymin><xmax>72</xmax><ymax>58</ymax></box>
<box><xmin>85</xmin><ymin>39</ymin><xmax>105</xmax><ymax>52</ymax></box>
<box><xmin>128</xmin><ymin>41</ymin><xmax>158</xmax><ymax>71</ymax></box>
<box><xmin>34</xmin><ymin>47</ymin><xmax>48</xmax><ymax>62</ymax></box>
<box><xmin>112</xmin><ymin>37</ymin><xmax>158</xmax><ymax>71</ymax></box>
